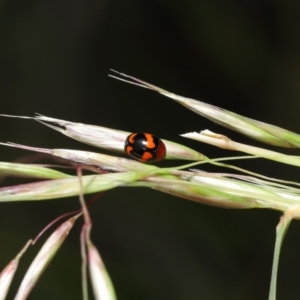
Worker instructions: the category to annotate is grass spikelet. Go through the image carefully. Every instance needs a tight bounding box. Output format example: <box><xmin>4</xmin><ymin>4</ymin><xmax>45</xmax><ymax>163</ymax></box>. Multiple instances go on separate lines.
<box><xmin>3</xmin><ymin>73</ymin><xmax>300</xmax><ymax>299</ymax></box>
<box><xmin>110</xmin><ymin>71</ymin><xmax>300</xmax><ymax>148</ymax></box>
<box><xmin>0</xmin><ymin>241</ymin><xmax>31</xmax><ymax>300</ymax></box>
<box><xmin>14</xmin><ymin>215</ymin><xmax>79</xmax><ymax>300</ymax></box>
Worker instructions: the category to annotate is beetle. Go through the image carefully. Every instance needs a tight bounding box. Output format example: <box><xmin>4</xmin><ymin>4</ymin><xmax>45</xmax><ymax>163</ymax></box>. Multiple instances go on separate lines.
<box><xmin>124</xmin><ymin>132</ymin><xmax>166</xmax><ymax>163</ymax></box>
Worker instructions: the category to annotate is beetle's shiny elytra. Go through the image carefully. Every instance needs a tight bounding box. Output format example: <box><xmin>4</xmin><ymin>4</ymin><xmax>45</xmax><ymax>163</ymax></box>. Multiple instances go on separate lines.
<box><xmin>124</xmin><ymin>133</ymin><xmax>166</xmax><ymax>163</ymax></box>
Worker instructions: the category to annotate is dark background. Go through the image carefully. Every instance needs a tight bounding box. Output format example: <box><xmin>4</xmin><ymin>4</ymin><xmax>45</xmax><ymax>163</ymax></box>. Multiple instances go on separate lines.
<box><xmin>1</xmin><ymin>1</ymin><xmax>300</xmax><ymax>299</ymax></box>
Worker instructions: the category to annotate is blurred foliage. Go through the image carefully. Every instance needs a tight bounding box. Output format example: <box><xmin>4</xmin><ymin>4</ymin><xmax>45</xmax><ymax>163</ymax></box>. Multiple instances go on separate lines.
<box><xmin>1</xmin><ymin>1</ymin><xmax>300</xmax><ymax>299</ymax></box>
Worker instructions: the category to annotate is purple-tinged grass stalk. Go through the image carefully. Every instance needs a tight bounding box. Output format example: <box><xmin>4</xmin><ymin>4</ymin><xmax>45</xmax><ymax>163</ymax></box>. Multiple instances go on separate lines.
<box><xmin>76</xmin><ymin>167</ymin><xmax>117</xmax><ymax>300</ymax></box>
<box><xmin>14</xmin><ymin>215</ymin><xmax>79</xmax><ymax>300</ymax></box>
<box><xmin>0</xmin><ymin>240</ymin><xmax>31</xmax><ymax>300</ymax></box>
